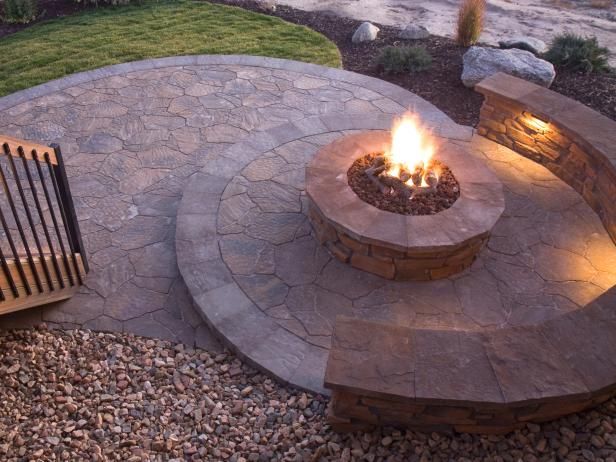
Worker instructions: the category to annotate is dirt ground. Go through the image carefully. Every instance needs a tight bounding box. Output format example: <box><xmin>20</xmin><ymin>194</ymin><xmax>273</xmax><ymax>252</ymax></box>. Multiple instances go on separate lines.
<box><xmin>279</xmin><ymin>0</ymin><xmax>616</xmax><ymax>65</ymax></box>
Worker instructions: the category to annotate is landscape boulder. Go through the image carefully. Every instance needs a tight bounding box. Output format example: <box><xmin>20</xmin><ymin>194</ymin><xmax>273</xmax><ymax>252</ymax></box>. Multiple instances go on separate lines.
<box><xmin>255</xmin><ymin>0</ymin><xmax>276</xmax><ymax>12</ymax></box>
<box><xmin>352</xmin><ymin>22</ymin><xmax>380</xmax><ymax>43</ymax></box>
<box><xmin>461</xmin><ymin>46</ymin><xmax>556</xmax><ymax>88</ymax></box>
<box><xmin>398</xmin><ymin>24</ymin><xmax>430</xmax><ymax>40</ymax></box>
<box><xmin>499</xmin><ymin>36</ymin><xmax>548</xmax><ymax>55</ymax></box>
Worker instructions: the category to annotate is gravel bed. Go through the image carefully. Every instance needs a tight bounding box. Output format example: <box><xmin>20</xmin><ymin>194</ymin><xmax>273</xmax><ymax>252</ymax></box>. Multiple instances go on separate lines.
<box><xmin>1</xmin><ymin>327</ymin><xmax>616</xmax><ymax>461</ymax></box>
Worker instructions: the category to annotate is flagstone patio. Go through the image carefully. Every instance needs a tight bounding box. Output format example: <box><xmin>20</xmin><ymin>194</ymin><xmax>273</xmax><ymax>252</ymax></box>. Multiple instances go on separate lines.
<box><xmin>0</xmin><ymin>55</ymin><xmax>447</xmax><ymax>350</ymax></box>
<box><xmin>1</xmin><ymin>55</ymin><xmax>615</xmax><ymax>397</ymax></box>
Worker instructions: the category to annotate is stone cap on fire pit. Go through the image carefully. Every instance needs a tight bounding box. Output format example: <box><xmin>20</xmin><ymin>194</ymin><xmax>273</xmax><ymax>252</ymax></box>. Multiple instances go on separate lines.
<box><xmin>306</xmin><ymin>131</ymin><xmax>505</xmax><ymax>280</ymax></box>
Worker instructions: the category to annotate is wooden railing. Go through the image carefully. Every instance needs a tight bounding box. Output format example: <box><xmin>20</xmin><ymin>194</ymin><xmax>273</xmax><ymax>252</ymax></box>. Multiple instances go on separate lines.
<box><xmin>0</xmin><ymin>135</ymin><xmax>88</xmax><ymax>315</ymax></box>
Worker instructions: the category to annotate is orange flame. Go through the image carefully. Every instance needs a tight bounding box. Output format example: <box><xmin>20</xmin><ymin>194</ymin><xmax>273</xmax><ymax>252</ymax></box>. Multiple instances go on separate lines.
<box><xmin>386</xmin><ymin>112</ymin><xmax>436</xmax><ymax>185</ymax></box>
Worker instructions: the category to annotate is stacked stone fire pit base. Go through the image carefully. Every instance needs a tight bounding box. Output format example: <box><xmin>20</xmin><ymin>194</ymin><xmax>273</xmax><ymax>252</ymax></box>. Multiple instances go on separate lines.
<box><xmin>309</xmin><ymin>204</ymin><xmax>490</xmax><ymax>281</ymax></box>
<box><xmin>306</xmin><ymin>131</ymin><xmax>504</xmax><ymax>280</ymax></box>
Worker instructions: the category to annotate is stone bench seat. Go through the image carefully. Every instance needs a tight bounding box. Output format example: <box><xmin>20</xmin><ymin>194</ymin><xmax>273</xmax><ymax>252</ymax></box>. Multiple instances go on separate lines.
<box><xmin>475</xmin><ymin>72</ymin><xmax>616</xmax><ymax>243</ymax></box>
<box><xmin>325</xmin><ymin>287</ymin><xmax>616</xmax><ymax>433</ymax></box>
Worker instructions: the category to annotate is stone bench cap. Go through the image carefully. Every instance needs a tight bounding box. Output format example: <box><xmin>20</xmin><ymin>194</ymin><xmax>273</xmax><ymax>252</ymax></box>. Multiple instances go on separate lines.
<box><xmin>324</xmin><ymin>288</ymin><xmax>616</xmax><ymax>408</ymax></box>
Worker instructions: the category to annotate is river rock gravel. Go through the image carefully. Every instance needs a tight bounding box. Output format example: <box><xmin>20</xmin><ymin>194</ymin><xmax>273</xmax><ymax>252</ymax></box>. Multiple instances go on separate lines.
<box><xmin>1</xmin><ymin>326</ymin><xmax>616</xmax><ymax>461</ymax></box>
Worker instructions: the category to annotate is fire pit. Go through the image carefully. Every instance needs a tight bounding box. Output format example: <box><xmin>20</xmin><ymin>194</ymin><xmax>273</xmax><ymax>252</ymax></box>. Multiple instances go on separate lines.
<box><xmin>348</xmin><ymin>114</ymin><xmax>460</xmax><ymax>216</ymax></box>
<box><xmin>306</xmin><ymin>113</ymin><xmax>505</xmax><ymax>280</ymax></box>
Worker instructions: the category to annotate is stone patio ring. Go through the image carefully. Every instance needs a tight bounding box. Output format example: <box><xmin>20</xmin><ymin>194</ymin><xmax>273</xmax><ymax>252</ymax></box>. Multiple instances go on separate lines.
<box><xmin>306</xmin><ymin>131</ymin><xmax>505</xmax><ymax>280</ymax></box>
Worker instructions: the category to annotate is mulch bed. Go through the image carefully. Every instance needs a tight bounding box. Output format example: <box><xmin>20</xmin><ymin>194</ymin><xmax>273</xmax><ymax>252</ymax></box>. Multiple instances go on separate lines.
<box><xmin>347</xmin><ymin>154</ymin><xmax>460</xmax><ymax>215</ymax></box>
<box><xmin>551</xmin><ymin>69</ymin><xmax>616</xmax><ymax>121</ymax></box>
<box><xmin>214</xmin><ymin>0</ymin><xmax>616</xmax><ymax>126</ymax></box>
<box><xmin>2</xmin><ymin>0</ymin><xmax>615</xmax><ymax>124</ymax></box>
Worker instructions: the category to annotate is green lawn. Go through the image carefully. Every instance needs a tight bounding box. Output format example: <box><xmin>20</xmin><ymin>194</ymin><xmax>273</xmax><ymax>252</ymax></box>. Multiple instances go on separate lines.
<box><xmin>0</xmin><ymin>1</ymin><xmax>341</xmax><ymax>96</ymax></box>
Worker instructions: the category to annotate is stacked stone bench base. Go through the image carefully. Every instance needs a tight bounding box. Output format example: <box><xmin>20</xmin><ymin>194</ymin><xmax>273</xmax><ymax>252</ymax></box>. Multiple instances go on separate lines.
<box><xmin>325</xmin><ymin>303</ymin><xmax>616</xmax><ymax>434</ymax></box>
<box><xmin>327</xmin><ymin>389</ymin><xmax>616</xmax><ymax>435</ymax></box>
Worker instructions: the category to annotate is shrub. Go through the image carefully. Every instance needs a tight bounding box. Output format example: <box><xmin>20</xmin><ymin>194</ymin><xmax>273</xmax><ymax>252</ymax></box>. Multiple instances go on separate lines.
<box><xmin>3</xmin><ymin>0</ymin><xmax>38</xmax><ymax>23</ymax></box>
<box><xmin>544</xmin><ymin>33</ymin><xmax>611</xmax><ymax>73</ymax></box>
<box><xmin>456</xmin><ymin>0</ymin><xmax>486</xmax><ymax>47</ymax></box>
<box><xmin>376</xmin><ymin>46</ymin><xmax>432</xmax><ymax>74</ymax></box>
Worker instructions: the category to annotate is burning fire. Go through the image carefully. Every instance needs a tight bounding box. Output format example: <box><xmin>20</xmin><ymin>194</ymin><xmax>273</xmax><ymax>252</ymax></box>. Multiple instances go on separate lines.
<box><xmin>386</xmin><ymin>112</ymin><xmax>437</xmax><ymax>188</ymax></box>
<box><xmin>363</xmin><ymin>112</ymin><xmax>440</xmax><ymax>201</ymax></box>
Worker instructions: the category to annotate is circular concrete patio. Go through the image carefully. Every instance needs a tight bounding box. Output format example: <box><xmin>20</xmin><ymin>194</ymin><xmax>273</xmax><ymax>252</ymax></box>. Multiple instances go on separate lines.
<box><xmin>1</xmin><ymin>55</ymin><xmax>615</xmax><ymax>396</ymax></box>
<box><xmin>176</xmin><ymin>112</ymin><xmax>616</xmax><ymax>393</ymax></box>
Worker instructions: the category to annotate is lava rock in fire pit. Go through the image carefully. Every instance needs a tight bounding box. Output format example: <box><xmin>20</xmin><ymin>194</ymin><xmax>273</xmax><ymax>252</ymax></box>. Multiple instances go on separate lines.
<box><xmin>352</xmin><ymin>22</ymin><xmax>380</xmax><ymax>43</ymax></box>
<box><xmin>461</xmin><ymin>46</ymin><xmax>556</xmax><ymax>88</ymax></box>
<box><xmin>348</xmin><ymin>153</ymin><xmax>460</xmax><ymax>216</ymax></box>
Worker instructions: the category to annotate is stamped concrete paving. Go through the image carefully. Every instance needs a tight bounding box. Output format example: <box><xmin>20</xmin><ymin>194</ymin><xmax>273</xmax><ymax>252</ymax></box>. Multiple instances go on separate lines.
<box><xmin>177</xmin><ymin>112</ymin><xmax>616</xmax><ymax>392</ymax></box>
<box><xmin>0</xmin><ymin>55</ymin><xmax>447</xmax><ymax>351</ymax></box>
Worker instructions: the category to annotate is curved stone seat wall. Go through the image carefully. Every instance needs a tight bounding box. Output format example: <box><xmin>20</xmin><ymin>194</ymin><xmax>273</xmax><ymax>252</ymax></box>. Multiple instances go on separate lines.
<box><xmin>325</xmin><ymin>78</ymin><xmax>616</xmax><ymax>433</ymax></box>
<box><xmin>325</xmin><ymin>288</ymin><xmax>616</xmax><ymax>434</ymax></box>
<box><xmin>475</xmin><ymin>72</ymin><xmax>616</xmax><ymax>244</ymax></box>
<box><xmin>326</xmin><ymin>75</ymin><xmax>616</xmax><ymax>433</ymax></box>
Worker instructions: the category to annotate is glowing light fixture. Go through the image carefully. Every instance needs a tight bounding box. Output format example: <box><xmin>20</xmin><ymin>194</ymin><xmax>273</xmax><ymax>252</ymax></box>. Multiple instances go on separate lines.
<box><xmin>524</xmin><ymin>111</ymin><xmax>550</xmax><ymax>132</ymax></box>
